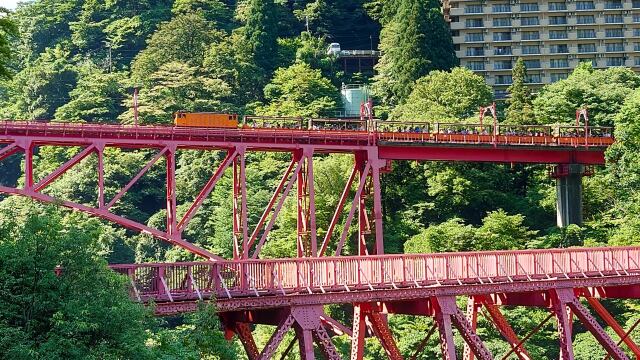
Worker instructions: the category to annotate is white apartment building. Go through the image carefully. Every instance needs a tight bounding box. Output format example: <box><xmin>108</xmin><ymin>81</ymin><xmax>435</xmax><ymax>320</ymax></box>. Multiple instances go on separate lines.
<box><xmin>445</xmin><ymin>0</ymin><xmax>640</xmax><ymax>97</ymax></box>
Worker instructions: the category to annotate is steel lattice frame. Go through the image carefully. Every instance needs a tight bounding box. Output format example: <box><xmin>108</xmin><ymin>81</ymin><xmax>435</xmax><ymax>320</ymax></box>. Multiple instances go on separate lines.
<box><xmin>0</xmin><ymin>121</ymin><xmax>629</xmax><ymax>360</ymax></box>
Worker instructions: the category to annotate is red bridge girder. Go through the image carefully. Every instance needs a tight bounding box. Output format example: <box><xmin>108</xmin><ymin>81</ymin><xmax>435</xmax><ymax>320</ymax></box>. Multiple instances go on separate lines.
<box><xmin>0</xmin><ymin>121</ymin><xmax>610</xmax><ymax>258</ymax></box>
<box><xmin>111</xmin><ymin>246</ymin><xmax>640</xmax><ymax>360</ymax></box>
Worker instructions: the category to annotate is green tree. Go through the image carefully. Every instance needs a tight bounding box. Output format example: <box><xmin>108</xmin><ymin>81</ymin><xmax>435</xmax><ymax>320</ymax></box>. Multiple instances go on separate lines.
<box><xmin>172</xmin><ymin>0</ymin><xmax>235</xmax><ymax>30</ymax></box>
<box><xmin>123</xmin><ymin>61</ymin><xmax>232</xmax><ymax>124</ymax></box>
<box><xmin>476</xmin><ymin>209</ymin><xmax>538</xmax><ymax>250</ymax></box>
<box><xmin>0</xmin><ymin>205</ymin><xmax>155</xmax><ymax>359</ymax></box>
<box><xmin>256</xmin><ymin>62</ymin><xmax>341</xmax><ymax>117</ymax></box>
<box><xmin>54</xmin><ymin>63</ymin><xmax>126</xmax><ymax>123</ymax></box>
<box><xmin>374</xmin><ymin>0</ymin><xmax>457</xmax><ymax>104</ymax></box>
<box><xmin>2</xmin><ymin>46</ymin><xmax>77</xmax><ymax>120</ymax></box>
<box><xmin>131</xmin><ymin>13</ymin><xmax>224</xmax><ymax>82</ymax></box>
<box><xmin>404</xmin><ymin>218</ymin><xmax>476</xmax><ymax>253</ymax></box>
<box><xmin>506</xmin><ymin>58</ymin><xmax>534</xmax><ymax>124</ymax></box>
<box><xmin>393</xmin><ymin>67</ymin><xmax>493</xmax><ymax>121</ymax></box>
<box><xmin>0</xmin><ymin>8</ymin><xmax>16</xmax><ymax>80</ymax></box>
<box><xmin>242</xmin><ymin>0</ymin><xmax>279</xmax><ymax>75</ymax></box>
<box><xmin>606</xmin><ymin>88</ymin><xmax>640</xmax><ymax>245</ymax></box>
<box><xmin>533</xmin><ymin>63</ymin><xmax>640</xmax><ymax>126</ymax></box>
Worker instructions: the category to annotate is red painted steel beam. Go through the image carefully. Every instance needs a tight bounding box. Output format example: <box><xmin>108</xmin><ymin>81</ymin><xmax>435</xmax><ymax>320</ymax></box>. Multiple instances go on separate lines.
<box><xmin>248</xmin><ymin>155</ymin><xmax>296</xmax><ymax>250</ymax></box>
<box><xmin>368</xmin><ymin>312</ymin><xmax>403</xmax><ymax>360</ymax></box>
<box><xmin>0</xmin><ymin>142</ymin><xmax>19</xmax><ymax>161</ymax></box>
<box><xmin>34</xmin><ymin>145</ymin><xmax>97</xmax><ymax>192</ymax></box>
<box><xmin>319</xmin><ymin>163</ymin><xmax>358</xmax><ymax>256</ymax></box>
<box><xmin>178</xmin><ymin>148</ymin><xmax>237</xmax><ymax>233</ymax></box>
<box><xmin>207</xmin><ymin>275</ymin><xmax>640</xmax><ymax>313</ymax></box>
<box><xmin>1</xmin><ymin>186</ymin><xmax>220</xmax><ymax>260</ymax></box>
<box><xmin>378</xmin><ymin>145</ymin><xmax>606</xmax><ymax>165</ymax></box>
<box><xmin>585</xmin><ymin>297</ymin><xmax>640</xmax><ymax>358</ymax></box>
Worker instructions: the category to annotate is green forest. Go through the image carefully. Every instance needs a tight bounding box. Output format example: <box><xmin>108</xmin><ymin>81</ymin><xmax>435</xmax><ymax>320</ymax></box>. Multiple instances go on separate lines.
<box><xmin>1</xmin><ymin>0</ymin><xmax>640</xmax><ymax>359</ymax></box>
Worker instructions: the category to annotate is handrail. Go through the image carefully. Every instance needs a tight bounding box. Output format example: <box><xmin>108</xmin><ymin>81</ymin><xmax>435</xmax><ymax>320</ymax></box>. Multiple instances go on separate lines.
<box><xmin>111</xmin><ymin>246</ymin><xmax>640</xmax><ymax>302</ymax></box>
<box><xmin>0</xmin><ymin>120</ymin><xmax>615</xmax><ymax>148</ymax></box>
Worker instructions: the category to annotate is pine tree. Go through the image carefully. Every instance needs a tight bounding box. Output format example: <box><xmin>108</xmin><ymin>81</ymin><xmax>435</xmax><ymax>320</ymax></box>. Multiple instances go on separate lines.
<box><xmin>506</xmin><ymin>58</ymin><xmax>534</xmax><ymax>124</ymax></box>
<box><xmin>243</xmin><ymin>0</ymin><xmax>279</xmax><ymax>75</ymax></box>
<box><xmin>374</xmin><ymin>0</ymin><xmax>457</xmax><ymax>105</ymax></box>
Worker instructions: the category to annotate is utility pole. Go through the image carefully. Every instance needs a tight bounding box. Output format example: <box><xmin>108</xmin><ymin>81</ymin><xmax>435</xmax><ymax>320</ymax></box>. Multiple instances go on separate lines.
<box><xmin>133</xmin><ymin>87</ymin><xmax>139</xmax><ymax>126</ymax></box>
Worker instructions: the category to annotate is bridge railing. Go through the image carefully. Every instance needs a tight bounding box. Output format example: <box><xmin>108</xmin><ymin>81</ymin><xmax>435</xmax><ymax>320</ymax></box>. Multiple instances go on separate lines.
<box><xmin>0</xmin><ymin>120</ymin><xmax>615</xmax><ymax>148</ymax></box>
<box><xmin>110</xmin><ymin>246</ymin><xmax>640</xmax><ymax>302</ymax></box>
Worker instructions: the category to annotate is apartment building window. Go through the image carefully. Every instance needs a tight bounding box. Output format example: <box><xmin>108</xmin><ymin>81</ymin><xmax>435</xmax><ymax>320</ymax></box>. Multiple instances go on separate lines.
<box><xmin>605</xmin><ymin>14</ymin><xmax>623</xmax><ymax>23</ymax></box>
<box><xmin>524</xmin><ymin>59</ymin><xmax>542</xmax><ymax>68</ymax></box>
<box><xmin>607</xmin><ymin>57</ymin><xmax>625</xmax><ymax>66</ymax></box>
<box><xmin>549</xmin><ymin>16</ymin><xmax>568</xmax><ymax>25</ymax></box>
<box><xmin>521</xmin><ymin>16</ymin><xmax>540</xmax><ymax>25</ymax></box>
<box><xmin>550</xmin><ymin>58</ymin><xmax>570</xmax><ymax>68</ymax></box>
<box><xmin>493</xmin><ymin>4</ymin><xmax>511</xmax><ymax>12</ymax></box>
<box><xmin>549</xmin><ymin>30</ymin><xmax>568</xmax><ymax>39</ymax></box>
<box><xmin>466</xmin><ymin>47</ymin><xmax>485</xmax><ymax>56</ymax></box>
<box><xmin>577</xmin><ymin>15</ymin><xmax>596</xmax><ymax>24</ymax></box>
<box><xmin>465</xmin><ymin>4</ymin><xmax>484</xmax><ymax>13</ymax></box>
<box><xmin>605</xmin><ymin>28</ymin><xmax>624</xmax><ymax>37</ymax></box>
<box><xmin>466</xmin><ymin>18</ymin><xmax>484</xmax><ymax>27</ymax></box>
<box><xmin>576</xmin><ymin>1</ymin><xmax>595</xmax><ymax>10</ymax></box>
<box><xmin>635</xmin><ymin>57</ymin><xmax>640</xmax><ymax>65</ymax></box>
<box><xmin>521</xmin><ymin>3</ymin><xmax>539</xmax><ymax>11</ymax></box>
<box><xmin>606</xmin><ymin>42</ymin><xmax>624</xmax><ymax>51</ymax></box>
<box><xmin>578</xmin><ymin>43</ymin><xmax>597</xmax><ymax>52</ymax></box>
<box><xmin>634</xmin><ymin>0</ymin><xmax>640</xmax><ymax>8</ymax></box>
<box><xmin>605</xmin><ymin>0</ymin><xmax>623</xmax><ymax>9</ymax></box>
<box><xmin>577</xmin><ymin>29</ymin><xmax>596</xmax><ymax>38</ymax></box>
<box><xmin>466</xmin><ymin>32</ymin><xmax>485</xmax><ymax>41</ymax></box>
<box><xmin>550</xmin><ymin>44</ymin><xmax>570</xmax><ymax>53</ymax></box>
<box><xmin>526</xmin><ymin>74</ymin><xmax>542</xmax><ymax>83</ymax></box>
<box><xmin>521</xmin><ymin>31</ymin><xmax>540</xmax><ymax>40</ymax></box>
<box><xmin>522</xmin><ymin>45</ymin><xmax>541</xmax><ymax>54</ymax></box>
<box><xmin>493</xmin><ymin>32</ymin><xmax>512</xmax><ymax>41</ymax></box>
<box><xmin>495</xmin><ymin>75</ymin><xmax>513</xmax><ymax>85</ymax></box>
<box><xmin>494</xmin><ymin>46</ymin><xmax>512</xmax><ymax>55</ymax></box>
<box><xmin>635</xmin><ymin>43</ymin><xmax>640</xmax><ymax>51</ymax></box>
<box><xmin>493</xmin><ymin>17</ymin><xmax>512</xmax><ymax>27</ymax></box>
<box><xmin>580</xmin><ymin>58</ymin><xmax>598</xmax><ymax>66</ymax></box>
<box><xmin>548</xmin><ymin>2</ymin><xmax>567</xmax><ymax>11</ymax></box>
<box><xmin>635</xmin><ymin>29</ymin><xmax>640</xmax><ymax>36</ymax></box>
<box><xmin>550</xmin><ymin>73</ymin><xmax>569</xmax><ymax>82</ymax></box>
<box><xmin>494</xmin><ymin>60</ymin><xmax>513</xmax><ymax>69</ymax></box>
<box><xmin>467</xmin><ymin>61</ymin><xmax>486</xmax><ymax>70</ymax></box>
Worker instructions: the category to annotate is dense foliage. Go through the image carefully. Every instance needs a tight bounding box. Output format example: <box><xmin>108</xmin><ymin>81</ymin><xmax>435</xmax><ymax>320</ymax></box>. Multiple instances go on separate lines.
<box><xmin>1</xmin><ymin>0</ymin><xmax>640</xmax><ymax>358</ymax></box>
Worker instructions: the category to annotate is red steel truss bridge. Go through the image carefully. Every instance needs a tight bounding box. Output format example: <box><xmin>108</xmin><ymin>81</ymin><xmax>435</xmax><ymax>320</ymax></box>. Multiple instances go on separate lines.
<box><xmin>0</xmin><ymin>119</ymin><xmax>630</xmax><ymax>359</ymax></box>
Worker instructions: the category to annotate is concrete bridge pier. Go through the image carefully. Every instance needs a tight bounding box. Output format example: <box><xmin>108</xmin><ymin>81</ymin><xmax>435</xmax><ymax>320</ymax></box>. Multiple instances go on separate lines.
<box><xmin>554</xmin><ymin>164</ymin><xmax>585</xmax><ymax>227</ymax></box>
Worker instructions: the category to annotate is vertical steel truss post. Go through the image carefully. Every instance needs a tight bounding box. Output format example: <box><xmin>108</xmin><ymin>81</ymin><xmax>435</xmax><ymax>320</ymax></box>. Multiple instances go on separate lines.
<box><xmin>232</xmin><ymin>148</ymin><xmax>248</xmax><ymax>259</ymax></box>
<box><xmin>552</xmin><ymin>288</ymin><xmax>630</xmax><ymax>360</ymax></box>
<box><xmin>166</xmin><ymin>146</ymin><xmax>178</xmax><ymax>239</ymax></box>
<box><xmin>464</xmin><ymin>295</ymin><xmax>533</xmax><ymax>360</ymax></box>
<box><xmin>254</xmin><ymin>306</ymin><xmax>340</xmax><ymax>360</ymax></box>
<box><xmin>463</xmin><ymin>296</ymin><xmax>481</xmax><ymax>360</ymax></box>
<box><xmin>433</xmin><ymin>296</ymin><xmax>493</xmax><ymax>360</ymax></box>
<box><xmin>297</xmin><ymin>149</ymin><xmax>317</xmax><ymax>257</ymax></box>
<box><xmin>350</xmin><ymin>304</ymin><xmax>402</xmax><ymax>360</ymax></box>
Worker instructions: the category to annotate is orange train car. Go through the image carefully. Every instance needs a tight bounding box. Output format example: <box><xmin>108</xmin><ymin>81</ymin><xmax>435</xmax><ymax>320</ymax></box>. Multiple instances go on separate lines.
<box><xmin>174</xmin><ymin>112</ymin><xmax>239</xmax><ymax>128</ymax></box>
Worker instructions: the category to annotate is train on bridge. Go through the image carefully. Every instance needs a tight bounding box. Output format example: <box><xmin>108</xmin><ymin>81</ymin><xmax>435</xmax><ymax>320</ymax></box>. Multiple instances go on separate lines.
<box><xmin>172</xmin><ymin>112</ymin><xmax>614</xmax><ymax>147</ymax></box>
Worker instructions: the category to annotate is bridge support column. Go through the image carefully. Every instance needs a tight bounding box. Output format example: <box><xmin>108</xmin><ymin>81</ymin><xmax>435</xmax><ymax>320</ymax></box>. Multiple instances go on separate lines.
<box><xmin>552</xmin><ymin>288</ymin><xmax>629</xmax><ymax>360</ymax></box>
<box><xmin>433</xmin><ymin>296</ymin><xmax>493</xmax><ymax>360</ymax></box>
<box><xmin>350</xmin><ymin>303</ymin><xmax>402</xmax><ymax>360</ymax></box>
<box><xmin>554</xmin><ymin>164</ymin><xmax>584</xmax><ymax>227</ymax></box>
<box><xmin>246</xmin><ymin>306</ymin><xmax>340</xmax><ymax>360</ymax></box>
